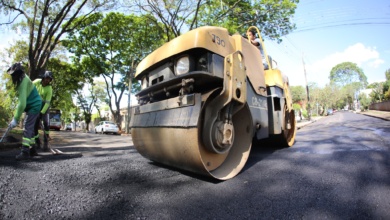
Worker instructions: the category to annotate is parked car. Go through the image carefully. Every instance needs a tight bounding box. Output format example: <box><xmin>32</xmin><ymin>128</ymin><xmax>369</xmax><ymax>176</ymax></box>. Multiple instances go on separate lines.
<box><xmin>65</xmin><ymin>124</ymin><xmax>72</xmax><ymax>131</ymax></box>
<box><xmin>327</xmin><ymin>109</ymin><xmax>334</xmax><ymax>115</ymax></box>
<box><xmin>95</xmin><ymin>121</ymin><xmax>119</xmax><ymax>135</ymax></box>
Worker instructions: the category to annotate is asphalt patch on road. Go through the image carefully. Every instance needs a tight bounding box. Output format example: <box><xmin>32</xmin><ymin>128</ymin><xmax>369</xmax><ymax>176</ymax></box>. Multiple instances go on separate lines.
<box><xmin>0</xmin><ymin>135</ymin><xmax>21</xmax><ymax>151</ymax></box>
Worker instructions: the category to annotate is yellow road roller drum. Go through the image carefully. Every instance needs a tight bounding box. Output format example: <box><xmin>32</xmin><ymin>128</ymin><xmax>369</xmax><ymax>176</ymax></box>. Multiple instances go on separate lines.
<box><xmin>130</xmin><ymin>26</ymin><xmax>296</xmax><ymax>180</ymax></box>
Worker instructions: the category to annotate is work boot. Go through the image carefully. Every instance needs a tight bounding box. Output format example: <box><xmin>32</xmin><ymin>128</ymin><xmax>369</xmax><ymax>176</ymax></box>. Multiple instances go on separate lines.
<box><xmin>30</xmin><ymin>145</ymin><xmax>39</xmax><ymax>157</ymax></box>
<box><xmin>43</xmin><ymin>142</ymin><xmax>50</xmax><ymax>152</ymax></box>
<box><xmin>16</xmin><ymin>147</ymin><xmax>31</xmax><ymax>161</ymax></box>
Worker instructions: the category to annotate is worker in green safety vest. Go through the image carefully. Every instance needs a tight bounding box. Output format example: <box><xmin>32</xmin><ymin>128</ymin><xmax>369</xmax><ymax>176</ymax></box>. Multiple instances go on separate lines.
<box><xmin>6</xmin><ymin>63</ymin><xmax>42</xmax><ymax>160</ymax></box>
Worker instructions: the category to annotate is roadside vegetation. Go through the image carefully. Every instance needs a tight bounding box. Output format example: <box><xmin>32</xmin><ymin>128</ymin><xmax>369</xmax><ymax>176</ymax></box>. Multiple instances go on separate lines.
<box><xmin>0</xmin><ymin>0</ymin><xmax>299</xmax><ymax>128</ymax></box>
<box><xmin>0</xmin><ymin>0</ymin><xmax>388</xmax><ymax>127</ymax></box>
<box><xmin>291</xmin><ymin>65</ymin><xmax>390</xmax><ymax>117</ymax></box>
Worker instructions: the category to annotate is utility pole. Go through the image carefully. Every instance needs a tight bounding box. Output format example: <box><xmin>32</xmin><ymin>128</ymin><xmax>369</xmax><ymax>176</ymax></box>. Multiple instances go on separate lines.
<box><xmin>302</xmin><ymin>54</ymin><xmax>311</xmax><ymax>121</ymax></box>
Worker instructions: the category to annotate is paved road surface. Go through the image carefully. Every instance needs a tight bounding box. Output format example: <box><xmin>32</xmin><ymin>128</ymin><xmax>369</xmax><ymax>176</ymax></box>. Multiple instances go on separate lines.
<box><xmin>0</xmin><ymin>111</ymin><xmax>389</xmax><ymax>219</ymax></box>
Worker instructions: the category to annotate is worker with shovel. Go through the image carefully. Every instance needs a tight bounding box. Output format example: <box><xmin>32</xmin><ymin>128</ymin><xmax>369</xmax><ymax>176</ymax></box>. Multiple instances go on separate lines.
<box><xmin>6</xmin><ymin>63</ymin><xmax>42</xmax><ymax>160</ymax></box>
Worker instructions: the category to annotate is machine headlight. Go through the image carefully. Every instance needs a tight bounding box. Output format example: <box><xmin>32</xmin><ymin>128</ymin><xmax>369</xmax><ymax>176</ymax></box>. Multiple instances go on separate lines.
<box><xmin>175</xmin><ymin>56</ymin><xmax>190</xmax><ymax>75</ymax></box>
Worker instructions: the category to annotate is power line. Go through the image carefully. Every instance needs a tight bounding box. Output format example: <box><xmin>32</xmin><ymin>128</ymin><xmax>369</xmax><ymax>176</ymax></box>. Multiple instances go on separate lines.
<box><xmin>292</xmin><ymin>0</ymin><xmax>390</xmax><ymax>29</ymax></box>
<box><xmin>298</xmin><ymin>17</ymin><xmax>390</xmax><ymax>27</ymax></box>
<box><xmin>295</xmin><ymin>21</ymin><xmax>390</xmax><ymax>32</ymax></box>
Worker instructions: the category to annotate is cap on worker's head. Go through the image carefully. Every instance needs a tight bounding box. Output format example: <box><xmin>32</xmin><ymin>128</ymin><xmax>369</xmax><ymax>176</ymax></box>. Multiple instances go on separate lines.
<box><xmin>6</xmin><ymin>63</ymin><xmax>23</xmax><ymax>75</ymax></box>
<box><xmin>43</xmin><ymin>71</ymin><xmax>53</xmax><ymax>80</ymax></box>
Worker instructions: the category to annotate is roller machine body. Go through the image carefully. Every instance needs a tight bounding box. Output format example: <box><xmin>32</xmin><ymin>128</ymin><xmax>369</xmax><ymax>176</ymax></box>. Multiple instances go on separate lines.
<box><xmin>130</xmin><ymin>26</ymin><xmax>296</xmax><ymax>180</ymax></box>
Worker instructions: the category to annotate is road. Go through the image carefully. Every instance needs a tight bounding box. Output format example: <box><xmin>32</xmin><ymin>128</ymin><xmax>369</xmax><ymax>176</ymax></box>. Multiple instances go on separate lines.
<box><xmin>0</xmin><ymin>111</ymin><xmax>389</xmax><ymax>219</ymax></box>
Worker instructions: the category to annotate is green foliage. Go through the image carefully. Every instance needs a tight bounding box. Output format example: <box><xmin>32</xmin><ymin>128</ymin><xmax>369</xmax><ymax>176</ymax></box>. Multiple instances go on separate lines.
<box><xmin>310</xmin><ymin>83</ymin><xmax>342</xmax><ymax>113</ymax></box>
<box><xmin>329</xmin><ymin>62</ymin><xmax>368</xmax><ymax>88</ymax></box>
<box><xmin>0</xmin><ymin>0</ymin><xmax>115</xmax><ymax>80</ymax></box>
<box><xmin>335</xmin><ymin>98</ymin><xmax>346</xmax><ymax>110</ymax></box>
<box><xmin>134</xmin><ymin>0</ymin><xmax>298</xmax><ymax>42</ymax></box>
<box><xmin>292</xmin><ymin>103</ymin><xmax>301</xmax><ymax>111</ymax></box>
<box><xmin>301</xmin><ymin>109</ymin><xmax>308</xmax><ymax>119</ymax></box>
<box><xmin>90</xmin><ymin>81</ymin><xmax>109</xmax><ymax>119</ymax></box>
<box><xmin>359</xmin><ymin>93</ymin><xmax>371</xmax><ymax>111</ymax></box>
<box><xmin>0</xmin><ymin>40</ymin><xmax>29</xmax><ymax>66</ymax></box>
<box><xmin>385</xmin><ymin>69</ymin><xmax>390</xmax><ymax>81</ymax></box>
<box><xmin>46</xmin><ymin>58</ymin><xmax>82</xmax><ymax>104</ymax></box>
<box><xmin>0</xmin><ymin>71</ymin><xmax>19</xmax><ymax>125</ymax></box>
<box><xmin>329</xmin><ymin>62</ymin><xmax>368</xmax><ymax>110</ymax></box>
<box><xmin>1</xmin><ymin>42</ymin><xmax>80</xmax><ymax>125</ymax></box>
<box><xmin>73</xmin><ymin>81</ymin><xmax>108</xmax><ymax>130</ymax></box>
<box><xmin>0</xmin><ymin>41</ymin><xmax>30</xmax><ymax>125</ymax></box>
<box><xmin>368</xmin><ymin>82</ymin><xmax>384</xmax><ymax>102</ymax></box>
<box><xmin>0</xmin><ymin>86</ymin><xmax>11</xmax><ymax>127</ymax></box>
<box><xmin>131</xmin><ymin>0</ymin><xmax>192</xmax><ymax>40</ymax></box>
<box><xmin>383</xmin><ymin>69</ymin><xmax>390</xmax><ymax>100</ymax></box>
<box><xmin>384</xmin><ymin>89</ymin><xmax>390</xmax><ymax>100</ymax></box>
<box><xmin>45</xmin><ymin>58</ymin><xmax>85</xmax><ymax>125</ymax></box>
<box><xmin>91</xmin><ymin>112</ymin><xmax>102</xmax><ymax>121</ymax></box>
<box><xmin>197</xmin><ymin>0</ymin><xmax>298</xmax><ymax>42</ymax></box>
<box><xmin>63</xmin><ymin>12</ymin><xmax>165</xmax><ymax>126</ymax></box>
<box><xmin>290</xmin><ymin>85</ymin><xmax>306</xmax><ymax>103</ymax></box>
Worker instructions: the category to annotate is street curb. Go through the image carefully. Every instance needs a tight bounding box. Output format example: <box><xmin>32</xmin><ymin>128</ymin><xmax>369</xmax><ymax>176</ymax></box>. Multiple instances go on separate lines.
<box><xmin>297</xmin><ymin>121</ymin><xmax>314</xmax><ymax>130</ymax></box>
<box><xmin>297</xmin><ymin>117</ymin><xmax>322</xmax><ymax>130</ymax></box>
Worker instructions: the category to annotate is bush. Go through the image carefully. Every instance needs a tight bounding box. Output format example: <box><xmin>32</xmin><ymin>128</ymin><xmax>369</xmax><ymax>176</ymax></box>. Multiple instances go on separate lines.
<box><xmin>302</xmin><ymin>109</ymin><xmax>308</xmax><ymax>119</ymax></box>
<box><xmin>292</xmin><ymin>103</ymin><xmax>301</xmax><ymax>112</ymax></box>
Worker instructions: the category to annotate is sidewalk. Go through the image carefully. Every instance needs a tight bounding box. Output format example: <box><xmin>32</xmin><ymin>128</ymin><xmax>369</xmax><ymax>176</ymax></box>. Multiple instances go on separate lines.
<box><xmin>357</xmin><ymin>110</ymin><xmax>390</xmax><ymax>121</ymax></box>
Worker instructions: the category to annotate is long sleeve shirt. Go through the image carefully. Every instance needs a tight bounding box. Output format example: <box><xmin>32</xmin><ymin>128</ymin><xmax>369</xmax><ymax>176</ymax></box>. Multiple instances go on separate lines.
<box><xmin>33</xmin><ymin>79</ymin><xmax>53</xmax><ymax>114</ymax></box>
<box><xmin>14</xmin><ymin>76</ymin><xmax>42</xmax><ymax>122</ymax></box>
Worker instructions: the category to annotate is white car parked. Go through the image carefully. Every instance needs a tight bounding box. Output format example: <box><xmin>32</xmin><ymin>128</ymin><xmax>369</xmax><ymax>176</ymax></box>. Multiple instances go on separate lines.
<box><xmin>95</xmin><ymin>121</ymin><xmax>119</xmax><ymax>135</ymax></box>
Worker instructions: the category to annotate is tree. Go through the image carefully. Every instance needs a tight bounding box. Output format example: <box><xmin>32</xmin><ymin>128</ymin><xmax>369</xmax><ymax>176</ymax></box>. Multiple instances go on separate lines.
<box><xmin>329</xmin><ymin>62</ymin><xmax>368</xmax><ymax>88</ymax></box>
<box><xmin>315</xmin><ymin>84</ymin><xmax>339</xmax><ymax>114</ymax></box>
<box><xmin>46</xmin><ymin>58</ymin><xmax>85</xmax><ymax>107</ymax></box>
<box><xmin>0</xmin><ymin>40</ymin><xmax>31</xmax><ymax>119</ymax></box>
<box><xmin>329</xmin><ymin>62</ymin><xmax>368</xmax><ymax>110</ymax></box>
<box><xmin>75</xmin><ymin>87</ymin><xmax>96</xmax><ymax>132</ymax></box>
<box><xmin>359</xmin><ymin>93</ymin><xmax>371</xmax><ymax>111</ymax></box>
<box><xmin>131</xmin><ymin>0</ymin><xmax>200</xmax><ymax>40</ymax></box>
<box><xmin>197</xmin><ymin>0</ymin><xmax>298</xmax><ymax>41</ymax></box>
<box><xmin>384</xmin><ymin>86</ymin><xmax>390</xmax><ymax>101</ymax></box>
<box><xmin>74</xmin><ymin>80</ymin><xmax>108</xmax><ymax>131</ymax></box>
<box><xmin>91</xmin><ymin>81</ymin><xmax>108</xmax><ymax>120</ymax></box>
<box><xmin>368</xmin><ymin>82</ymin><xmax>384</xmax><ymax>103</ymax></box>
<box><xmin>306</xmin><ymin>82</ymin><xmax>322</xmax><ymax>115</ymax></box>
<box><xmin>132</xmin><ymin>0</ymin><xmax>299</xmax><ymax>42</ymax></box>
<box><xmin>308</xmin><ymin>83</ymin><xmax>342</xmax><ymax>115</ymax></box>
<box><xmin>0</xmin><ymin>0</ymin><xmax>115</xmax><ymax>80</ymax></box>
<box><xmin>0</xmin><ymin>40</ymin><xmax>29</xmax><ymax>66</ymax></box>
<box><xmin>63</xmin><ymin>12</ymin><xmax>165</xmax><ymax>127</ymax></box>
<box><xmin>0</xmin><ymin>38</ymin><xmax>92</xmax><ymax>125</ymax></box>
<box><xmin>0</xmin><ymin>76</ymin><xmax>12</xmax><ymax>127</ymax></box>
<box><xmin>383</xmin><ymin>69</ymin><xmax>390</xmax><ymax>101</ymax></box>
<box><xmin>290</xmin><ymin>85</ymin><xmax>306</xmax><ymax>104</ymax></box>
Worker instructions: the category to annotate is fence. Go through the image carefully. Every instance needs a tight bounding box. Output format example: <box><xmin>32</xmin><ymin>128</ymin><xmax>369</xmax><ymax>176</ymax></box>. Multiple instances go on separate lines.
<box><xmin>369</xmin><ymin>100</ymin><xmax>390</xmax><ymax>111</ymax></box>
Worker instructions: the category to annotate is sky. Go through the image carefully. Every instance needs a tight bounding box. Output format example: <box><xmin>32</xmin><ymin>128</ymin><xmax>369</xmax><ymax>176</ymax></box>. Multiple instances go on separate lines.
<box><xmin>265</xmin><ymin>0</ymin><xmax>390</xmax><ymax>87</ymax></box>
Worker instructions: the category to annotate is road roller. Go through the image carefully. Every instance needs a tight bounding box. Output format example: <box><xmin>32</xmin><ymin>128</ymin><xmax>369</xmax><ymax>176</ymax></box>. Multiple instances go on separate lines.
<box><xmin>130</xmin><ymin>26</ymin><xmax>296</xmax><ymax>180</ymax></box>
